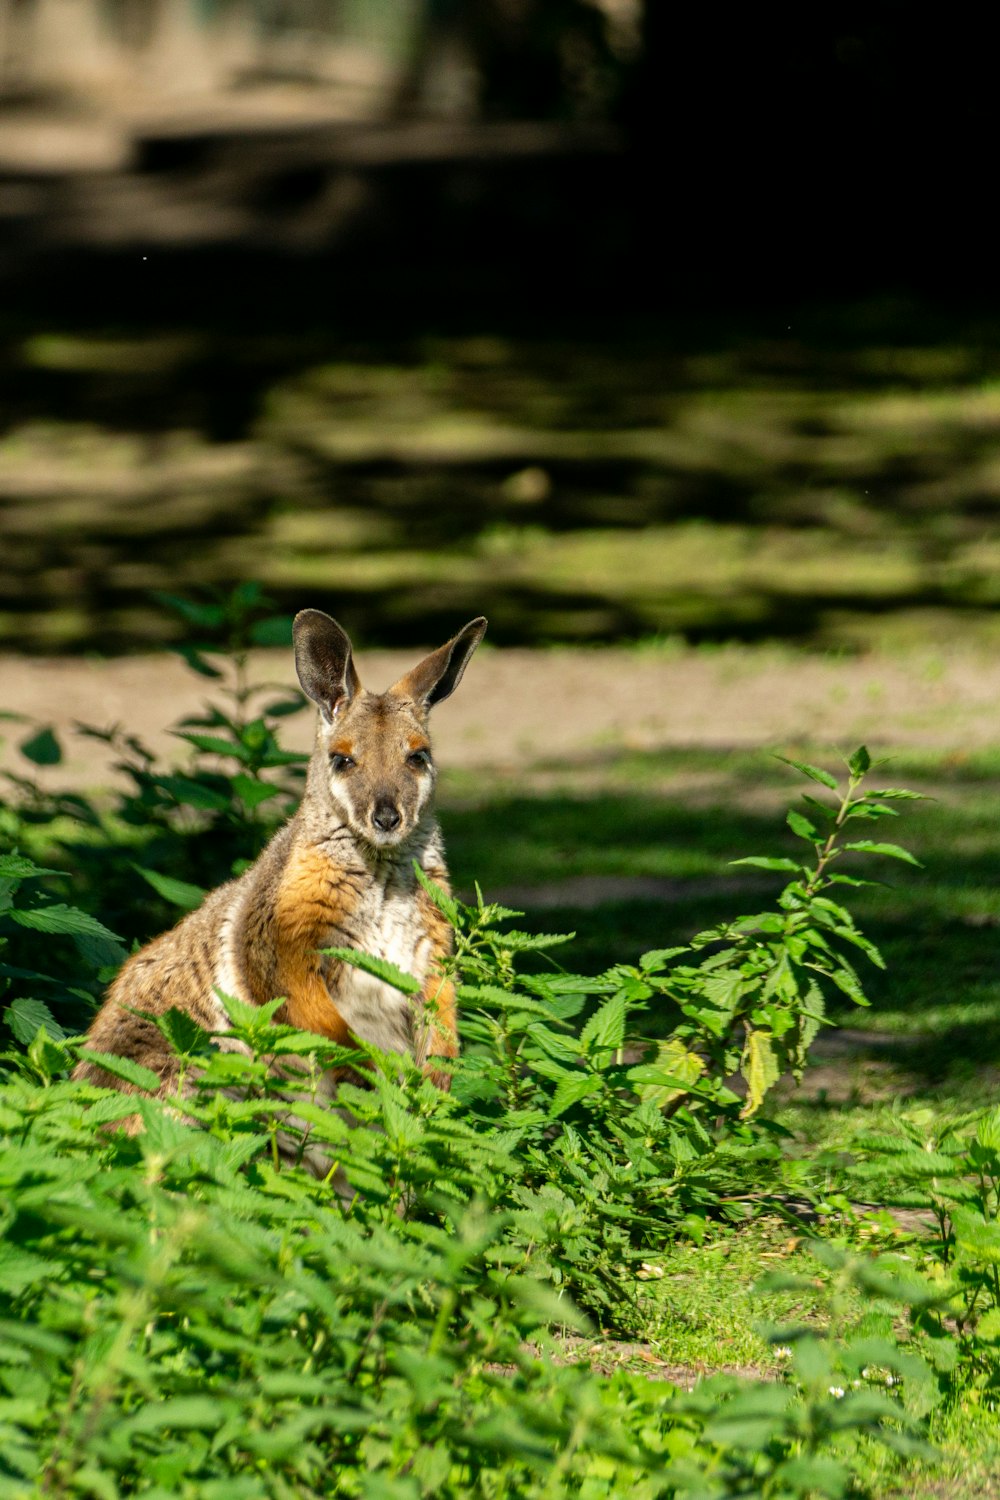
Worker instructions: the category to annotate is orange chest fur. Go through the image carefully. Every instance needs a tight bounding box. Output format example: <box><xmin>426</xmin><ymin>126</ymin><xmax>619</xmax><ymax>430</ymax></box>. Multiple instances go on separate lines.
<box><xmin>263</xmin><ymin>846</ymin><xmax>432</xmax><ymax>1051</ymax></box>
<box><xmin>268</xmin><ymin>846</ymin><xmax>360</xmax><ymax>1043</ymax></box>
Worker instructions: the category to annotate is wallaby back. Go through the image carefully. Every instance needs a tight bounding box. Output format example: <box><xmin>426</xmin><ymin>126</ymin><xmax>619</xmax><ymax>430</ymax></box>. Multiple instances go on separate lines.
<box><xmin>74</xmin><ymin>612</ymin><xmax>487</xmax><ymax>1104</ymax></box>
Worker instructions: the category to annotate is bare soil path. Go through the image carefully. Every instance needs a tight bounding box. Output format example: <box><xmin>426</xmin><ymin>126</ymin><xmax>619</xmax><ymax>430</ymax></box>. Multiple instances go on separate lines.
<box><xmin>2</xmin><ymin>643</ymin><xmax>997</xmax><ymax>789</ymax></box>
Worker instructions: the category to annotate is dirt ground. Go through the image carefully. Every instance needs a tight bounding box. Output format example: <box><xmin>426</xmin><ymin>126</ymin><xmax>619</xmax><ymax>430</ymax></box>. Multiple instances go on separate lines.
<box><xmin>2</xmin><ymin>643</ymin><xmax>998</xmax><ymax>789</ymax></box>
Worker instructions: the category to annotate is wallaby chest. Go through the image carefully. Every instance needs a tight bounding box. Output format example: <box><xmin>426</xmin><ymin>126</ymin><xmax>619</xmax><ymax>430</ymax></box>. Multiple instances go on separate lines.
<box><xmin>332</xmin><ymin>873</ymin><xmax>433</xmax><ymax>1053</ymax></box>
<box><xmin>267</xmin><ymin>841</ymin><xmax>435</xmax><ymax>1056</ymax></box>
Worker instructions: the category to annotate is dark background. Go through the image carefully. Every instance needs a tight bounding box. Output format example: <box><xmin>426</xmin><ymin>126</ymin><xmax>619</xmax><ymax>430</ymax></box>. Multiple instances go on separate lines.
<box><xmin>3</xmin><ymin>1</ymin><xmax>999</xmax><ymax>650</ymax></box>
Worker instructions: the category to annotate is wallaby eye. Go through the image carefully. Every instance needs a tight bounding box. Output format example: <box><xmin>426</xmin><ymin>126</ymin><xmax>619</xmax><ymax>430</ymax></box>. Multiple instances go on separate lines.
<box><xmin>407</xmin><ymin>749</ymin><xmax>431</xmax><ymax>770</ymax></box>
<box><xmin>330</xmin><ymin>753</ymin><xmax>356</xmax><ymax>773</ymax></box>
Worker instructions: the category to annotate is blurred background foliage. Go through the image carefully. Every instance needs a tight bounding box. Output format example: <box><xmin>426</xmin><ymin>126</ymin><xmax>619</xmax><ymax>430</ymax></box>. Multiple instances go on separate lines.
<box><xmin>3</xmin><ymin>2</ymin><xmax>1000</xmax><ymax>652</ymax></box>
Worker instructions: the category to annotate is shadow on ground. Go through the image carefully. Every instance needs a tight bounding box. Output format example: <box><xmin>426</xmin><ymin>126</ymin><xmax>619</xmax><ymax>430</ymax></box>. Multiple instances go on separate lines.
<box><xmin>7</xmin><ymin>291</ymin><xmax>1000</xmax><ymax>651</ymax></box>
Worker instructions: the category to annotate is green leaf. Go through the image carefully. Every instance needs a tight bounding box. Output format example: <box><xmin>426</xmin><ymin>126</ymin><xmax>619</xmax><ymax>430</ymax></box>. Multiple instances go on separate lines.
<box><xmin>120</xmin><ymin>1396</ymin><xmax>225</xmax><ymax>1436</ymax></box>
<box><xmin>842</xmin><ymin>841</ymin><xmax>921</xmax><ymax>866</ymax></box>
<box><xmin>741</xmin><ymin>1029</ymin><xmax>781</xmax><ymax>1118</ymax></box>
<box><xmin>848</xmin><ymin>745</ymin><xmax>871</xmax><ymax>775</ymax></box>
<box><xmin>249</xmin><ymin>615</ymin><xmax>294</xmax><ymax>647</ymax></box>
<box><xmin>9</xmin><ymin>905</ymin><xmax>122</xmax><ymax>941</ymax></box>
<box><xmin>18</xmin><ymin>727</ymin><xmax>62</xmax><ymax>766</ymax></box>
<box><xmin>173</xmin><ymin>643</ymin><xmax>224</xmax><ymax>679</ymax></box>
<box><xmin>155</xmin><ymin>774</ymin><xmax>231</xmax><ymax>811</ymax></box>
<box><xmin>78</xmin><ymin>1050</ymin><xmax>162</xmax><ymax>1093</ymax></box>
<box><xmin>154</xmin><ymin>591</ymin><xmax>225</xmax><ymax>628</ymax></box>
<box><xmin>639</xmin><ymin>946</ymin><xmax>687</xmax><ymax>971</ymax></box>
<box><xmin>133</xmin><ymin>866</ymin><xmax>206</xmax><ymax>912</ymax></box>
<box><xmin>730</xmin><ymin>856</ymin><xmax>801</xmax><ymax>872</ymax></box>
<box><xmin>976</xmin><ymin>1308</ymin><xmax>1000</xmax><ymax>1342</ymax></box>
<box><xmin>775</xmin><ymin>756</ymin><xmax>839</xmax><ymax>791</ymax></box>
<box><xmin>231</xmin><ymin>775</ymin><xmax>282</xmax><ymax>810</ymax></box>
<box><xmin>0</xmin><ymin>854</ymin><xmax>58</xmax><ymax>880</ymax></box>
<box><xmin>4</xmin><ymin>996</ymin><xmax>65</xmax><ymax>1044</ymax></box>
<box><xmin>631</xmin><ymin>1037</ymin><xmax>705</xmax><ymax>1109</ymax></box>
<box><xmin>548</xmin><ymin>1073</ymin><xmax>602</xmax><ymax>1119</ymax></box>
<box><xmin>175</xmin><ymin>731</ymin><xmax>252</xmax><ymax>763</ymax></box>
<box><xmin>265</xmin><ymin>696</ymin><xmax>307</xmax><ymax>718</ymax></box>
<box><xmin>413</xmin><ymin>862</ymin><xmax>460</xmax><ymax>925</ymax></box>
<box><xmin>578</xmin><ymin>993</ymin><xmax>626</xmax><ymax>1054</ymax></box>
<box><xmin>154</xmin><ymin>1007</ymin><xmax>213</xmax><ymax>1059</ymax></box>
<box><xmin>786</xmin><ymin>809</ymin><xmax>819</xmax><ymax>842</ymax></box>
<box><xmin>213</xmin><ymin>988</ymin><xmax>284</xmax><ymax>1031</ymax></box>
<box><xmin>321</xmin><ymin>947</ymin><xmax>421</xmax><ymax>995</ymax></box>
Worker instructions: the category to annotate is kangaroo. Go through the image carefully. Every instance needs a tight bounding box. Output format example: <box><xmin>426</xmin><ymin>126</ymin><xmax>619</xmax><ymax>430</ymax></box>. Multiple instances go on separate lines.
<box><xmin>74</xmin><ymin>610</ymin><xmax>487</xmax><ymax>1111</ymax></box>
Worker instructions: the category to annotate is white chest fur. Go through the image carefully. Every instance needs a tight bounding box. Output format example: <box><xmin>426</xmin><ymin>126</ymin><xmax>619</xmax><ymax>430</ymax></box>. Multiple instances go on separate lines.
<box><xmin>326</xmin><ymin>878</ymin><xmax>432</xmax><ymax>1056</ymax></box>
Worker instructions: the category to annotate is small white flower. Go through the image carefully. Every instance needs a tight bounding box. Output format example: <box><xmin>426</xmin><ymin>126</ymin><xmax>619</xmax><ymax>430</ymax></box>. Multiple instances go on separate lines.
<box><xmin>828</xmin><ymin>1386</ymin><xmax>845</xmax><ymax>1399</ymax></box>
<box><xmin>885</xmin><ymin>1374</ymin><xmax>898</xmax><ymax>1387</ymax></box>
<box><xmin>775</xmin><ymin>1346</ymin><xmax>793</xmax><ymax>1360</ymax></box>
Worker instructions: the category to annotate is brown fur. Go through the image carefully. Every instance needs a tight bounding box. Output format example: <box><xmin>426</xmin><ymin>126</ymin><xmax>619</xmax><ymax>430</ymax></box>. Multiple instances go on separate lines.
<box><xmin>73</xmin><ymin>613</ymin><xmax>487</xmax><ymax>1123</ymax></box>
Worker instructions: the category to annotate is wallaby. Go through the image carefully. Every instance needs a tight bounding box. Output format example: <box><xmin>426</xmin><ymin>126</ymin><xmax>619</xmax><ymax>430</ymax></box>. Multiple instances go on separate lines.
<box><xmin>74</xmin><ymin>610</ymin><xmax>487</xmax><ymax>1111</ymax></box>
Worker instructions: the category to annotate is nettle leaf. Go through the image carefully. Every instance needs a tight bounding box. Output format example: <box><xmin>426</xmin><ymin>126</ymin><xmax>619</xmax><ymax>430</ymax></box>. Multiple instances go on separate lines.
<box><xmin>231</xmin><ymin>775</ymin><xmax>282</xmax><ymax>810</ymax></box>
<box><xmin>630</xmin><ymin>1038</ymin><xmax>705</xmax><ymax>1110</ymax></box>
<box><xmin>413</xmin><ymin>862</ymin><xmax>460</xmax><ymax>925</ymax></box>
<box><xmin>492</xmin><ymin>929</ymin><xmax>575</xmax><ymax>952</ymax></box>
<box><xmin>155</xmin><ymin>1007</ymin><xmax>214</xmax><ymax>1059</ymax></box>
<box><xmin>786</xmin><ymin>809</ymin><xmax>819</xmax><ymax>843</ymax></box>
<box><xmin>4</xmin><ymin>996</ymin><xmax>65</xmax><ymax>1044</ymax></box>
<box><xmin>18</xmin><ymin>726</ymin><xmax>62</xmax><ymax>766</ymax></box>
<box><xmin>639</xmin><ymin>946</ymin><xmax>688</xmax><ymax>971</ymax></box>
<box><xmin>134</xmin><ymin>866</ymin><xmax>207</xmax><ymax>912</ymax></box>
<box><xmin>0</xmin><ymin>854</ymin><xmax>59</xmax><ymax>881</ymax></box>
<box><xmin>848</xmin><ymin>745</ymin><xmax>871</xmax><ymax>776</ymax></box>
<box><xmin>775</xmin><ymin>755</ymin><xmax>839</xmax><ymax>791</ymax></box>
<box><xmin>155</xmin><ymin>774</ymin><xmax>231</xmax><ymax>812</ymax></box>
<box><xmin>740</xmin><ymin>1030</ymin><xmax>781</xmax><ymax>1118</ymax></box>
<box><xmin>842</xmin><ymin>841</ymin><xmax>921</xmax><ymax>866</ymax></box>
<box><xmin>73</xmin><ymin>930</ymin><xmax>128</xmax><ymax>974</ymax></box>
<box><xmin>578</xmin><ymin>993</ymin><xmax>626</xmax><ymax>1054</ymax></box>
<box><xmin>173</xmin><ymin>643</ymin><xmax>224</xmax><ymax>679</ymax></box>
<box><xmin>321</xmin><ymin>947</ymin><xmax>421</xmax><ymax>995</ymax></box>
<box><xmin>249</xmin><ymin>614</ymin><xmax>294</xmax><ymax>647</ymax></box>
<box><xmin>730</xmin><ymin>856</ymin><xmax>801</xmax><ymax>872</ymax></box>
<box><xmin>78</xmin><ymin>1050</ymin><xmax>162</xmax><ymax>1093</ymax></box>
<box><xmin>175</xmin><ymin>730</ymin><xmax>252</xmax><ymax>763</ymax></box>
<box><xmin>9</xmin><ymin>905</ymin><xmax>123</xmax><ymax>941</ymax></box>
<box><xmin>845</xmin><ymin>801</ymin><xmax>899</xmax><ymax>821</ymax></box>
<box><xmin>548</xmin><ymin>1073</ymin><xmax>603</xmax><ymax>1119</ymax></box>
<box><xmin>214</xmin><ymin>989</ymin><xmax>284</xmax><ymax>1030</ymax></box>
<box><xmin>265</xmin><ymin>695</ymin><xmax>307</xmax><ymax>718</ymax></box>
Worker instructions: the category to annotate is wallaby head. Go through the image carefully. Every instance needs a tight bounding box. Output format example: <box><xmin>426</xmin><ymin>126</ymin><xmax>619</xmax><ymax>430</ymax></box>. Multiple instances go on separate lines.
<box><xmin>293</xmin><ymin>611</ymin><xmax>487</xmax><ymax>851</ymax></box>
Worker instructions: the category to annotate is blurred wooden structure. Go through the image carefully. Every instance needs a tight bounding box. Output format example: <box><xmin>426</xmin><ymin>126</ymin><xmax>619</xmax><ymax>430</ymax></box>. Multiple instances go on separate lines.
<box><xmin>0</xmin><ymin>0</ymin><xmax>408</xmax><ymax>105</ymax></box>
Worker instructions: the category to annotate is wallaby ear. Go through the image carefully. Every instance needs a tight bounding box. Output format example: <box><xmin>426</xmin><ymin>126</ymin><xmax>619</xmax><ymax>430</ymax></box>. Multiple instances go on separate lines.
<box><xmin>392</xmin><ymin>617</ymin><xmax>487</xmax><ymax>712</ymax></box>
<box><xmin>293</xmin><ymin>610</ymin><xmax>361</xmax><ymax>721</ymax></box>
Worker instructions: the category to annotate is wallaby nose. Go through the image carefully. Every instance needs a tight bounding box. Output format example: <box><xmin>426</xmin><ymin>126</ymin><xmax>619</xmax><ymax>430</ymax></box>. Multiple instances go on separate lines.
<box><xmin>372</xmin><ymin>801</ymin><xmax>401</xmax><ymax>833</ymax></box>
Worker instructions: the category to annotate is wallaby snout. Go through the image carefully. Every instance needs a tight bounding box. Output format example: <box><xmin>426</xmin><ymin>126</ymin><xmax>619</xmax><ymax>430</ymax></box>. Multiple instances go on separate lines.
<box><xmin>372</xmin><ymin>799</ymin><xmax>401</xmax><ymax>834</ymax></box>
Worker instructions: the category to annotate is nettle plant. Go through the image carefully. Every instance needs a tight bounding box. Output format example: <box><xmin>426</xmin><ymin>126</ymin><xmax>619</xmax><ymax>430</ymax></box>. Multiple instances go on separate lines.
<box><xmin>0</xmin><ymin>594</ymin><xmax>953</xmax><ymax>1496</ymax></box>
<box><xmin>352</xmin><ymin>751</ymin><xmax>923</xmax><ymax>1316</ymax></box>
<box><xmin>0</xmin><ymin>587</ymin><xmax>308</xmax><ymax>1033</ymax></box>
<box><xmin>849</xmin><ymin>1103</ymin><xmax>1000</xmax><ymax>1402</ymax></box>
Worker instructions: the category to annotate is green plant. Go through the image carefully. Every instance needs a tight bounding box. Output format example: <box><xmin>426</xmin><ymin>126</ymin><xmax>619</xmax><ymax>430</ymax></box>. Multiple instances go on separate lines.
<box><xmin>0</xmin><ymin>852</ymin><xmax>124</xmax><ymax>1048</ymax></box>
<box><xmin>0</xmin><ymin>594</ymin><xmax>952</xmax><ymax>1495</ymax></box>
<box><xmin>849</xmin><ymin>1103</ymin><xmax>1000</xmax><ymax>1405</ymax></box>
